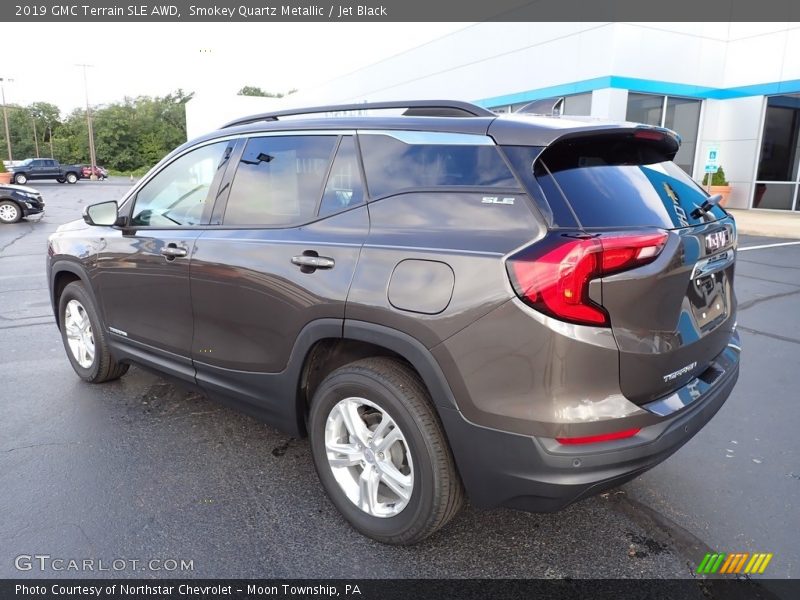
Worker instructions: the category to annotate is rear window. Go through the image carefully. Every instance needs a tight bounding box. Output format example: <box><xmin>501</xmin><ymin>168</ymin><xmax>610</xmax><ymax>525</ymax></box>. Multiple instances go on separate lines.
<box><xmin>536</xmin><ymin>136</ymin><xmax>725</xmax><ymax>229</ymax></box>
<box><xmin>359</xmin><ymin>134</ymin><xmax>518</xmax><ymax>198</ymax></box>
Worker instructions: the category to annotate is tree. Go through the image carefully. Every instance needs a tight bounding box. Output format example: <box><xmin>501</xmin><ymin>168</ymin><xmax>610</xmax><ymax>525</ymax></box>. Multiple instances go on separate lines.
<box><xmin>237</xmin><ymin>86</ymin><xmax>290</xmax><ymax>98</ymax></box>
<box><xmin>0</xmin><ymin>91</ymin><xmax>192</xmax><ymax>172</ymax></box>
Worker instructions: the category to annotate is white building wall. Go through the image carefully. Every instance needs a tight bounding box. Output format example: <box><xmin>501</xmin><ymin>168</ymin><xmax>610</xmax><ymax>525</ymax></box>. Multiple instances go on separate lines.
<box><xmin>724</xmin><ymin>23</ymin><xmax>799</xmax><ymax>86</ymax></box>
<box><xmin>609</xmin><ymin>23</ymin><xmax>728</xmax><ymax>86</ymax></box>
<box><xmin>698</xmin><ymin>96</ymin><xmax>767</xmax><ymax>209</ymax></box>
<box><xmin>287</xmin><ymin>23</ymin><xmax>618</xmax><ymax>105</ymax></box>
<box><xmin>186</xmin><ymin>22</ymin><xmax>800</xmax><ymax>210</ymax></box>
<box><xmin>590</xmin><ymin>88</ymin><xmax>628</xmax><ymax>120</ymax></box>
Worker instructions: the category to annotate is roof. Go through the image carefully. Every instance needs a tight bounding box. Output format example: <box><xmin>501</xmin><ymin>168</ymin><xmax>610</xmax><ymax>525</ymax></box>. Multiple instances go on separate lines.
<box><xmin>179</xmin><ymin>100</ymin><xmax>679</xmax><ymax>156</ymax></box>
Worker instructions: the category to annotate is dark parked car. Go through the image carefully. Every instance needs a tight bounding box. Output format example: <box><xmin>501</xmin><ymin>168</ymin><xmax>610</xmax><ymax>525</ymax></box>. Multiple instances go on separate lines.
<box><xmin>0</xmin><ymin>183</ymin><xmax>44</xmax><ymax>223</ymax></box>
<box><xmin>81</xmin><ymin>164</ymin><xmax>108</xmax><ymax>180</ymax></box>
<box><xmin>47</xmin><ymin>100</ymin><xmax>740</xmax><ymax>544</ymax></box>
<box><xmin>9</xmin><ymin>158</ymin><xmax>82</xmax><ymax>184</ymax></box>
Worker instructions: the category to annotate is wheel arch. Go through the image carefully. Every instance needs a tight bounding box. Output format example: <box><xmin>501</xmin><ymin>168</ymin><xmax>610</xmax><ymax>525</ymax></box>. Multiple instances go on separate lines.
<box><xmin>50</xmin><ymin>262</ymin><xmax>99</xmax><ymax>328</ymax></box>
<box><xmin>292</xmin><ymin>319</ymin><xmax>460</xmax><ymax>436</ymax></box>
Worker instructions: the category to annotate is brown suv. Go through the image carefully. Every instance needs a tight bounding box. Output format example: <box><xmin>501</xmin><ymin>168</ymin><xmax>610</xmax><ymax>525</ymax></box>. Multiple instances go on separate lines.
<box><xmin>47</xmin><ymin>101</ymin><xmax>740</xmax><ymax>544</ymax></box>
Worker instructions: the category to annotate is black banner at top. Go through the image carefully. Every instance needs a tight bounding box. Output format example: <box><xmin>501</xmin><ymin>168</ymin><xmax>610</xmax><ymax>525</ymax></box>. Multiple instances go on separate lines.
<box><xmin>3</xmin><ymin>0</ymin><xmax>800</xmax><ymax>22</ymax></box>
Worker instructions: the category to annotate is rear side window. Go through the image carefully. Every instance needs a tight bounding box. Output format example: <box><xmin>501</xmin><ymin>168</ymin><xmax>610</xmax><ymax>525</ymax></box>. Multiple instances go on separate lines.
<box><xmin>359</xmin><ymin>134</ymin><xmax>518</xmax><ymax>198</ymax></box>
<box><xmin>224</xmin><ymin>135</ymin><xmax>337</xmax><ymax>226</ymax></box>
<box><xmin>536</xmin><ymin>136</ymin><xmax>725</xmax><ymax>229</ymax></box>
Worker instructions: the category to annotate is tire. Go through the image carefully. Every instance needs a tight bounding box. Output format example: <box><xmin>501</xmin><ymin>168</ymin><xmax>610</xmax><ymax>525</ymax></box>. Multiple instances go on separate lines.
<box><xmin>309</xmin><ymin>357</ymin><xmax>464</xmax><ymax>545</ymax></box>
<box><xmin>56</xmin><ymin>177</ymin><xmax>66</xmax><ymax>184</ymax></box>
<box><xmin>58</xmin><ymin>281</ymin><xmax>129</xmax><ymax>383</ymax></box>
<box><xmin>0</xmin><ymin>200</ymin><xmax>22</xmax><ymax>224</ymax></box>
<box><xmin>13</xmin><ymin>173</ymin><xmax>27</xmax><ymax>185</ymax></box>
<box><xmin>66</xmin><ymin>172</ymin><xmax>78</xmax><ymax>184</ymax></box>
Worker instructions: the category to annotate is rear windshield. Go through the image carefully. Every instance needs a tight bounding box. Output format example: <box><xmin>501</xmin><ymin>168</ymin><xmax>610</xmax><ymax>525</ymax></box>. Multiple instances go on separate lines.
<box><xmin>536</xmin><ymin>137</ymin><xmax>725</xmax><ymax>229</ymax></box>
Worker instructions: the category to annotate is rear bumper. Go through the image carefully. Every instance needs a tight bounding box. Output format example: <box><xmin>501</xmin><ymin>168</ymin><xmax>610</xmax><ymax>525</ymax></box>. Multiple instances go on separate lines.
<box><xmin>441</xmin><ymin>336</ymin><xmax>740</xmax><ymax>512</ymax></box>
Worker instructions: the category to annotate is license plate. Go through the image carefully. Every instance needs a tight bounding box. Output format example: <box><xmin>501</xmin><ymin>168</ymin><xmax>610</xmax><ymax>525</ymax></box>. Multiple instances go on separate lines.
<box><xmin>705</xmin><ymin>229</ymin><xmax>730</xmax><ymax>253</ymax></box>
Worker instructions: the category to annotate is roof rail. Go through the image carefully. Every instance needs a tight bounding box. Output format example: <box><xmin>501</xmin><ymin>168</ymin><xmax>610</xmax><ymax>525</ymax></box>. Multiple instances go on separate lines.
<box><xmin>221</xmin><ymin>100</ymin><xmax>495</xmax><ymax>128</ymax></box>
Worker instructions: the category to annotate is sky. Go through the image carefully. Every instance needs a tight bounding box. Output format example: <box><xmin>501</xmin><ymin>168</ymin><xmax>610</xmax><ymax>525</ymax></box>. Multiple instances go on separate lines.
<box><xmin>2</xmin><ymin>23</ymin><xmax>468</xmax><ymax>114</ymax></box>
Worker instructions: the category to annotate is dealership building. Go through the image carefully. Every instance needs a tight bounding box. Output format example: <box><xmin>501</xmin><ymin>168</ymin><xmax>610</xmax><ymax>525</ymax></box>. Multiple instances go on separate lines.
<box><xmin>188</xmin><ymin>22</ymin><xmax>800</xmax><ymax>212</ymax></box>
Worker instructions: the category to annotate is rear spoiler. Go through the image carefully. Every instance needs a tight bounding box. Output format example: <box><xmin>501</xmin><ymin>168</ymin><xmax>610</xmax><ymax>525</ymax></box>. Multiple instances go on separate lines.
<box><xmin>488</xmin><ymin>116</ymin><xmax>680</xmax><ymax>159</ymax></box>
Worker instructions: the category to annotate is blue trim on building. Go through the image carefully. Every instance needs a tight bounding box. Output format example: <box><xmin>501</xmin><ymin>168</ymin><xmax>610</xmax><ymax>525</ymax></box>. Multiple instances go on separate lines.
<box><xmin>476</xmin><ymin>76</ymin><xmax>800</xmax><ymax>107</ymax></box>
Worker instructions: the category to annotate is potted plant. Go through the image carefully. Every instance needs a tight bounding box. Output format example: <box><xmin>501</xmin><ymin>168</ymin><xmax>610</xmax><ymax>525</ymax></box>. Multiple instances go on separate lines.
<box><xmin>0</xmin><ymin>160</ymin><xmax>10</xmax><ymax>185</ymax></box>
<box><xmin>702</xmin><ymin>166</ymin><xmax>732</xmax><ymax>207</ymax></box>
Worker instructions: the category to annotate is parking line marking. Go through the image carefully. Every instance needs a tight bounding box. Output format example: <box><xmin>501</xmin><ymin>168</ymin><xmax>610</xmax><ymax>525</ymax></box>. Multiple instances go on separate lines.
<box><xmin>739</xmin><ymin>241</ymin><xmax>800</xmax><ymax>251</ymax></box>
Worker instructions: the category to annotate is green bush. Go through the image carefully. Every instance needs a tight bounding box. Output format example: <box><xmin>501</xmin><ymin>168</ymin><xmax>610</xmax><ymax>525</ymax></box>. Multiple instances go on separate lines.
<box><xmin>107</xmin><ymin>166</ymin><xmax>152</xmax><ymax>178</ymax></box>
<box><xmin>0</xmin><ymin>160</ymin><xmax>6</xmax><ymax>173</ymax></box>
<box><xmin>702</xmin><ymin>166</ymin><xmax>729</xmax><ymax>186</ymax></box>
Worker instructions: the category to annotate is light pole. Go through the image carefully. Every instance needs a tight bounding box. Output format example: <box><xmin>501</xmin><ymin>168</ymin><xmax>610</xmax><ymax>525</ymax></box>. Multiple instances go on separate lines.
<box><xmin>48</xmin><ymin>125</ymin><xmax>54</xmax><ymax>158</ymax></box>
<box><xmin>31</xmin><ymin>112</ymin><xmax>39</xmax><ymax>157</ymax></box>
<box><xmin>76</xmin><ymin>64</ymin><xmax>97</xmax><ymax>180</ymax></box>
<box><xmin>0</xmin><ymin>77</ymin><xmax>13</xmax><ymax>162</ymax></box>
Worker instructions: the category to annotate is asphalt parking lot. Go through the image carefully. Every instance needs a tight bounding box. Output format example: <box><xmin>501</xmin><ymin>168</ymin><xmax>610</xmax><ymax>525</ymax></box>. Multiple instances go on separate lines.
<box><xmin>0</xmin><ymin>179</ymin><xmax>797</xmax><ymax>581</ymax></box>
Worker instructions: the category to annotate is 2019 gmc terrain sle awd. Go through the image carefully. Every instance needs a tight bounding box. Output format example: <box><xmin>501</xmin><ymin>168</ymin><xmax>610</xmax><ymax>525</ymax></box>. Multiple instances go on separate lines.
<box><xmin>47</xmin><ymin>100</ymin><xmax>740</xmax><ymax>544</ymax></box>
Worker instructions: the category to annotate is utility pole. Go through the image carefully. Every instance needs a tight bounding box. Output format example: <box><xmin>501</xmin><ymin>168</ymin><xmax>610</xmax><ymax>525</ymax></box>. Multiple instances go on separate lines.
<box><xmin>31</xmin><ymin>113</ymin><xmax>39</xmax><ymax>157</ymax></box>
<box><xmin>0</xmin><ymin>77</ymin><xmax>13</xmax><ymax>162</ymax></box>
<box><xmin>48</xmin><ymin>125</ymin><xmax>54</xmax><ymax>158</ymax></box>
<box><xmin>76</xmin><ymin>64</ymin><xmax>97</xmax><ymax>180</ymax></box>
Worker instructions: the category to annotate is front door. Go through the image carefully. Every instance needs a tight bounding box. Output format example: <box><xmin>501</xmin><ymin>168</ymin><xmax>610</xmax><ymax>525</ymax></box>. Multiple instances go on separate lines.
<box><xmin>94</xmin><ymin>140</ymin><xmax>234</xmax><ymax>379</ymax></box>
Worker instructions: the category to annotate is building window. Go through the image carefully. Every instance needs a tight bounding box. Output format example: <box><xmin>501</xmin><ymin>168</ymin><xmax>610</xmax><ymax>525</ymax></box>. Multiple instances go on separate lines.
<box><xmin>626</xmin><ymin>93</ymin><xmax>701</xmax><ymax>175</ymax></box>
<box><xmin>490</xmin><ymin>92</ymin><xmax>592</xmax><ymax>117</ymax></box>
<box><xmin>753</xmin><ymin>94</ymin><xmax>800</xmax><ymax>210</ymax></box>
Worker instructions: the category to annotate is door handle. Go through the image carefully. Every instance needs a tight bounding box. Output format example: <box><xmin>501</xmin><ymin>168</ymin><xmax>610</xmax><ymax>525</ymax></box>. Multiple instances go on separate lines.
<box><xmin>160</xmin><ymin>244</ymin><xmax>188</xmax><ymax>260</ymax></box>
<box><xmin>291</xmin><ymin>254</ymin><xmax>335</xmax><ymax>271</ymax></box>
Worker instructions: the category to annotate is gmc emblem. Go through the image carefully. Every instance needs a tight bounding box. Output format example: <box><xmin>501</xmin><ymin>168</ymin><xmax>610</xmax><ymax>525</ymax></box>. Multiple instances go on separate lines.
<box><xmin>705</xmin><ymin>229</ymin><xmax>730</xmax><ymax>252</ymax></box>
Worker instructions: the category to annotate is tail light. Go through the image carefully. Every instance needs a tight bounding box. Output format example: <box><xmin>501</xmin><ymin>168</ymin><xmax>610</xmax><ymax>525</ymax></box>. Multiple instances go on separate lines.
<box><xmin>556</xmin><ymin>428</ymin><xmax>641</xmax><ymax>445</ymax></box>
<box><xmin>506</xmin><ymin>231</ymin><xmax>668</xmax><ymax>326</ymax></box>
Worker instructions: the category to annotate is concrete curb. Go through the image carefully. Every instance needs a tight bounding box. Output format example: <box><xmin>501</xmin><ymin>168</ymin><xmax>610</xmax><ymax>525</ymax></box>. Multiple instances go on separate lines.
<box><xmin>727</xmin><ymin>209</ymin><xmax>800</xmax><ymax>240</ymax></box>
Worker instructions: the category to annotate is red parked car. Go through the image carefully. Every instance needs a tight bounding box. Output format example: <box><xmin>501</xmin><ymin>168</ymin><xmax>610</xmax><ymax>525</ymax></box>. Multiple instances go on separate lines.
<box><xmin>81</xmin><ymin>165</ymin><xmax>108</xmax><ymax>180</ymax></box>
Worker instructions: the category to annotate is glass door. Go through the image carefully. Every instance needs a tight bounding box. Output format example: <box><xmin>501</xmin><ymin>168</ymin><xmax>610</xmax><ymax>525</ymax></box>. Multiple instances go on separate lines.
<box><xmin>753</xmin><ymin>94</ymin><xmax>800</xmax><ymax>210</ymax></box>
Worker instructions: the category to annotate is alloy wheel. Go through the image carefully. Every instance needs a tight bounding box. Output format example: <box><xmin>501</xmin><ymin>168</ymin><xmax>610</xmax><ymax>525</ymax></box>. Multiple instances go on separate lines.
<box><xmin>64</xmin><ymin>299</ymin><xmax>95</xmax><ymax>368</ymax></box>
<box><xmin>324</xmin><ymin>396</ymin><xmax>414</xmax><ymax>517</ymax></box>
<box><xmin>0</xmin><ymin>203</ymin><xmax>20</xmax><ymax>223</ymax></box>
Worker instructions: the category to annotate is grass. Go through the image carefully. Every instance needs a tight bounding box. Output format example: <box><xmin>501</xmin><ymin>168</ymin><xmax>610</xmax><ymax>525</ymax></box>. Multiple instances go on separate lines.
<box><xmin>107</xmin><ymin>166</ymin><xmax>151</xmax><ymax>178</ymax></box>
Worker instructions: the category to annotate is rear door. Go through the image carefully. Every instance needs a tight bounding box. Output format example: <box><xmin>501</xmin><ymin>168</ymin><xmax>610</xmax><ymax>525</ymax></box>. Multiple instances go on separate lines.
<box><xmin>44</xmin><ymin>160</ymin><xmax>60</xmax><ymax>177</ymax></box>
<box><xmin>190</xmin><ymin>133</ymin><xmax>369</xmax><ymax>419</ymax></box>
<box><xmin>534</xmin><ymin>132</ymin><xmax>736</xmax><ymax>404</ymax></box>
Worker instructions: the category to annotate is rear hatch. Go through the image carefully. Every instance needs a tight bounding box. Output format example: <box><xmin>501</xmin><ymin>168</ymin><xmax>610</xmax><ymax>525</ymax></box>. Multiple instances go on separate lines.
<box><xmin>510</xmin><ymin>129</ymin><xmax>737</xmax><ymax>405</ymax></box>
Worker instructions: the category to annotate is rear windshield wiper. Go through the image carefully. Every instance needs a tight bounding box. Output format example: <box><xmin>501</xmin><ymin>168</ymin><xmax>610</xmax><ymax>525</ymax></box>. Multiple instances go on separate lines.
<box><xmin>691</xmin><ymin>194</ymin><xmax>723</xmax><ymax>219</ymax></box>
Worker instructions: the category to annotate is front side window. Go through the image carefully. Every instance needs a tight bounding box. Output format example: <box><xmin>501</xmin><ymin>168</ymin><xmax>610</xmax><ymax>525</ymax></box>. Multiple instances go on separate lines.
<box><xmin>223</xmin><ymin>135</ymin><xmax>337</xmax><ymax>226</ymax></box>
<box><xmin>130</xmin><ymin>141</ymin><xmax>229</xmax><ymax>227</ymax></box>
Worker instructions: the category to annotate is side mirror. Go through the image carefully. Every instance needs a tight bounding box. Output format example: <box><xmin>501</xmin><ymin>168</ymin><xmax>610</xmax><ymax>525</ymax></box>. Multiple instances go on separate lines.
<box><xmin>83</xmin><ymin>201</ymin><xmax>119</xmax><ymax>226</ymax></box>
